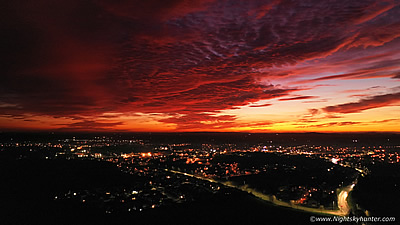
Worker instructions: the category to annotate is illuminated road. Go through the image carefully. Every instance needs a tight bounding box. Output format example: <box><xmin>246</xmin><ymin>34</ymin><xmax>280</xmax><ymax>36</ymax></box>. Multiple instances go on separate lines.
<box><xmin>337</xmin><ymin>184</ymin><xmax>355</xmax><ymax>215</ymax></box>
<box><xmin>166</xmin><ymin>169</ymin><xmax>354</xmax><ymax>216</ymax></box>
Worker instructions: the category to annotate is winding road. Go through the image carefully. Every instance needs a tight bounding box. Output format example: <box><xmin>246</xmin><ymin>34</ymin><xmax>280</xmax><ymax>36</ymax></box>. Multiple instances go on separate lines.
<box><xmin>166</xmin><ymin>169</ymin><xmax>355</xmax><ymax>216</ymax></box>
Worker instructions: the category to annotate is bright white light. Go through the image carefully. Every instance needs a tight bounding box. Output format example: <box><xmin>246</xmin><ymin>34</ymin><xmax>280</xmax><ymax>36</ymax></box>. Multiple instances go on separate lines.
<box><xmin>331</xmin><ymin>158</ymin><xmax>339</xmax><ymax>164</ymax></box>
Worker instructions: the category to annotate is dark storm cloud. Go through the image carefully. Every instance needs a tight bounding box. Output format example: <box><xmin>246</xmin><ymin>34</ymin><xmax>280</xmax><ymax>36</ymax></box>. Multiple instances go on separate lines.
<box><xmin>1</xmin><ymin>0</ymin><xmax>400</xmax><ymax>129</ymax></box>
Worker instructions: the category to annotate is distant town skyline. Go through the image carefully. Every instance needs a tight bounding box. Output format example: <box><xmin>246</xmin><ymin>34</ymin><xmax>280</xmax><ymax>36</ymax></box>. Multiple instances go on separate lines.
<box><xmin>1</xmin><ymin>0</ymin><xmax>400</xmax><ymax>132</ymax></box>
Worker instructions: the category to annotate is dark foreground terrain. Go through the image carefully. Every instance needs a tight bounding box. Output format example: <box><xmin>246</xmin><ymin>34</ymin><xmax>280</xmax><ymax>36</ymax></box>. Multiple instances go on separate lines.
<box><xmin>1</xmin><ymin>157</ymin><xmax>328</xmax><ymax>225</ymax></box>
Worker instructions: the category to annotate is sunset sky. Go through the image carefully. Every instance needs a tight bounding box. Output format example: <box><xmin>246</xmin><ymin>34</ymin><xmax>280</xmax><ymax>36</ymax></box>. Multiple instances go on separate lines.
<box><xmin>1</xmin><ymin>0</ymin><xmax>400</xmax><ymax>132</ymax></box>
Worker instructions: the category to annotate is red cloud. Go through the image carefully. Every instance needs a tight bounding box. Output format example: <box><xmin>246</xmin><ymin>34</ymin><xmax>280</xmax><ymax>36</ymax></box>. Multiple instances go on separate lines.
<box><xmin>323</xmin><ymin>92</ymin><xmax>400</xmax><ymax>114</ymax></box>
<box><xmin>58</xmin><ymin>120</ymin><xmax>125</xmax><ymax>131</ymax></box>
<box><xmin>159</xmin><ymin>113</ymin><xmax>236</xmax><ymax>130</ymax></box>
<box><xmin>249</xmin><ymin>103</ymin><xmax>272</xmax><ymax>108</ymax></box>
<box><xmin>278</xmin><ymin>96</ymin><xmax>317</xmax><ymax>101</ymax></box>
<box><xmin>298</xmin><ymin>121</ymin><xmax>362</xmax><ymax>128</ymax></box>
<box><xmin>1</xmin><ymin>0</ymin><xmax>400</xmax><ymax>130</ymax></box>
<box><xmin>97</xmin><ymin>0</ymin><xmax>216</xmax><ymax>21</ymax></box>
<box><xmin>341</xmin><ymin>86</ymin><xmax>384</xmax><ymax>93</ymax></box>
<box><xmin>293</xmin><ymin>58</ymin><xmax>400</xmax><ymax>84</ymax></box>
